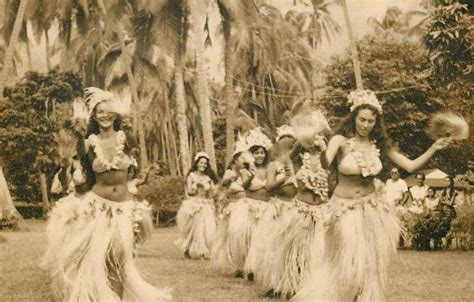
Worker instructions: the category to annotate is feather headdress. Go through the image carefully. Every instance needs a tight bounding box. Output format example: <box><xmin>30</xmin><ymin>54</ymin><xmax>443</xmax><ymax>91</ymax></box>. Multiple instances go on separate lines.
<box><xmin>428</xmin><ymin>112</ymin><xmax>469</xmax><ymax>140</ymax></box>
<box><xmin>233</xmin><ymin>133</ymin><xmax>249</xmax><ymax>156</ymax></box>
<box><xmin>84</xmin><ymin>87</ymin><xmax>114</xmax><ymax>116</ymax></box>
<box><xmin>57</xmin><ymin>129</ymin><xmax>77</xmax><ymax>160</ymax></box>
<box><xmin>108</xmin><ymin>88</ymin><xmax>133</xmax><ymax>117</ymax></box>
<box><xmin>290</xmin><ymin>110</ymin><xmax>330</xmax><ymax>148</ymax></box>
<box><xmin>276</xmin><ymin>125</ymin><xmax>295</xmax><ymax>141</ymax></box>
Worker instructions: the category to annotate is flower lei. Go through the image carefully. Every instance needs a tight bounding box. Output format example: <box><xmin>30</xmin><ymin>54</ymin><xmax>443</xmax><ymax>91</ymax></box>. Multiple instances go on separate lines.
<box><xmin>296</xmin><ymin>152</ymin><xmax>329</xmax><ymax>200</ymax></box>
<box><xmin>347</xmin><ymin>138</ymin><xmax>380</xmax><ymax>177</ymax></box>
<box><xmin>89</xmin><ymin>130</ymin><xmax>126</xmax><ymax>170</ymax></box>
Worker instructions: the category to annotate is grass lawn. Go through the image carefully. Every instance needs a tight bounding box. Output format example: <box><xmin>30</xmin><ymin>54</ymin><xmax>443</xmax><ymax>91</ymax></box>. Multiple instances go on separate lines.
<box><xmin>1</xmin><ymin>220</ymin><xmax>473</xmax><ymax>302</ymax></box>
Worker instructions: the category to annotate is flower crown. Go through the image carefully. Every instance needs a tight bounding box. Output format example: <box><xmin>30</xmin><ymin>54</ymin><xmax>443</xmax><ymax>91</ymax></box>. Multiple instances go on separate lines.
<box><xmin>84</xmin><ymin>87</ymin><xmax>114</xmax><ymax>116</ymax></box>
<box><xmin>72</xmin><ymin>97</ymin><xmax>89</xmax><ymax>121</ymax></box>
<box><xmin>244</xmin><ymin>127</ymin><xmax>272</xmax><ymax>150</ymax></box>
<box><xmin>276</xmin><ymin>125</ymin><xmax>295</xmax><ymax>141</ymax></box>
<box><xmin>233</xmin><ymin>128</ymin><xmax>272</xmax><ymax>156</ymax></box>
<box><xmin>194</xmin><ymin>151</ymin><xmax>210</xmax><ymax>162</ymax></box>
<box><xmin>347</xmin><ymin>90</ymin><xmax>382</xmax><ymax>114</ymax></box>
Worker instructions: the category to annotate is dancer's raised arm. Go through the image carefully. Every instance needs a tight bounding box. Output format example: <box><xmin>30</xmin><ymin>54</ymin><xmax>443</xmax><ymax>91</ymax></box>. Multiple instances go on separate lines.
<box><xmin>387</xmin><ymin>137</ymin><xmax>452</xmax><ymax>173</ymax></box>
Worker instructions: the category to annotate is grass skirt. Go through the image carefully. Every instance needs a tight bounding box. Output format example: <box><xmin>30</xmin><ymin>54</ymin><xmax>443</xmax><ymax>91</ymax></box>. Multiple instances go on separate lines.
<box><xmin>293</xmin><ymin>182</ymin><xmax>400</xmax><ymax>302</ymax></box>
<box><xmin>175</xmin><ymin>197</ymin><xmax>216</xmax><ymax>258</ymax></box>
<box><xmin>256</xmin><ymin>199</ymin><xmax>326</xmax><ymax>297</ymax></box>
<box><xmin>42</xmin><ymin>192</ymin><xmax>171</xmax><ymax>302</ymax></box>
<box><xmin>211</xmin><ymin>197</ymin><xmax>267</xmax><ymax>274</ymax></box>
<box><xmin>244</xmin><ymin>197</ymin><xmax>296</xmax><ymax>278</ymax></box>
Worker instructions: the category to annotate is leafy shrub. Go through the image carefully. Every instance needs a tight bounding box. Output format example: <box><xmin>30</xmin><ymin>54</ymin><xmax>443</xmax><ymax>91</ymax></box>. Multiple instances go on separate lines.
<box><xmin>449</xmin><ymin>206</ymin><xmax>474</xmax><ymax>250</ymax></box>
<box><xmin>137</xmin><ymin>175</ymin><xmax>185</xmax><ymax>214</ymax></box>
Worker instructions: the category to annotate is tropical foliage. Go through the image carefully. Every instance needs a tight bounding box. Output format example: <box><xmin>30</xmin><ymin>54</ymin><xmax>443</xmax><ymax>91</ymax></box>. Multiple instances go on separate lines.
<box><xmin>0</xmin><ymin>71</ymin><xmax>82</xmax><ymax>202</ymax></box>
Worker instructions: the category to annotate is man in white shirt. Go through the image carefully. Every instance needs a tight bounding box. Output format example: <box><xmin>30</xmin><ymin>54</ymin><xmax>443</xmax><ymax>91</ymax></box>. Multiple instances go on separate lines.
<box><xmin>409</xmin><ymin>172</ymin><xmax>429</xmax><ymax>207</ymax></box>
<box><xmin>385</xmin><ymin>168</ymin><xmax>409</xmax><ymax>206</ymax></box>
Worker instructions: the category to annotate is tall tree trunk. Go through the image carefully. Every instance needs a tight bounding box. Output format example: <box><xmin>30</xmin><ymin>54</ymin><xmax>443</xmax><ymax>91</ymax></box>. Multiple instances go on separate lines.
<box><xmin>0</xmin><ymin>0</ymin><xmax>29</xmax><ymax>94</ymax></box>
<box><xmin>0</xmin><ymin>164</ymin><xmax>21</xmax><ymax>220</ymax></box>
<box><xmin>190</xmin><ymin>2</ymin><xmax>217</xmax><ymax>172</ymax></box>
<box><xmin>175</xmin><ymin>43</ymin><xmax>190</xmax><ymax>174</ymax></box>
<box><xmin>44</xmin><ymin>30</ymin><xmax>51</xmax><ymax>71</ymax></box>
<box><xmin>24</xmin><ymin>23</ymin><xmax>32</xmax><ymax>70</ymax></box>
<box><xmin>116</xmin><ymin>25</ymin><xmax>149</xmax><ymax>173</ymax></box>
<box><xmin>221</xmin><ymin>12</ymin><xmax>235</xmax><ymax>165</ymax></box>
<box><xmin>340</xmin><ymin>0</ymin><xmax>363</xmax><ymax>89</ymax></box>
<box><xmin>39</xmin><ymin>172</ymin><xmax>49</xmax><ymax>215</ymax></box>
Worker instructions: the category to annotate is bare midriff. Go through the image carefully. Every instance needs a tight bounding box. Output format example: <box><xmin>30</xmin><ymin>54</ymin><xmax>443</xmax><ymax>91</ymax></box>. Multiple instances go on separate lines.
<box><xmin>273</xmin><ymin>184</ymin><xmax>297</xmax><ymax>201</ymax></box>
<box><xmin>333</xmin><ymin>173</ymin><xmax>376</xmax><ymax>199</ymax></box>
<box><xmin>296</xmin><ymin>180</ymin><xmax>325</xmax><ymax>206</ymax></box>
<box><xmin>93</xmin><ymin>170</ymin><xmax>132</xmax><ymax>202</ymax></box>
<box><xmin>246</xmin><ymin>188</ymin><xmax>270</xmax><ymax>202</ymax></box>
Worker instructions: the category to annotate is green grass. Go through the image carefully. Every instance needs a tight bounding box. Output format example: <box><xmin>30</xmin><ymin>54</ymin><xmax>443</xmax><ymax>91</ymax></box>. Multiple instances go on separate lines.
<box><xmin>1</xmin><ymin>220</ymin><xmax>473</xmax><ymax>302</ymax></box>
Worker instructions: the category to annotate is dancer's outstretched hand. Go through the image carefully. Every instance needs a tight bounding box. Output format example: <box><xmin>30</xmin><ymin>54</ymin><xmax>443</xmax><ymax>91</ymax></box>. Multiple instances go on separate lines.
<box><xmin>431</xmin><ymin>137</ymin><xmax>453</xmax><ymax>151</ymax></box>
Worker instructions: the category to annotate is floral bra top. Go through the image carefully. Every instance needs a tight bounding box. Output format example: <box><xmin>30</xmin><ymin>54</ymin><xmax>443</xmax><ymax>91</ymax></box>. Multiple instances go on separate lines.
<box><xmin>295</xmin><ymin>152</ymin><xmax>329</xmax><ymax>200</ymax></box>
<box><xmin>89</xmin><ymin>130</ymin><xmax>137</xmax><ymax>173</ymax></box>
<box><xmin>338</xmin><ymin>138</ymin><xmax>382</xmax><ymax>177</ymax></box>
<box><xmin>188</xmin><ymin>172</ymin><xmax>213</xmax><ymax>192</ymax></box>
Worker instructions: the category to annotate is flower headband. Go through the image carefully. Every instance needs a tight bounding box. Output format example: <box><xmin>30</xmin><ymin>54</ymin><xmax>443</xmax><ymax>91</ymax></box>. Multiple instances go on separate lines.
<box><xmin>347</xmin><ymin>89</ymin><xmax>382</xmax><ymax>114</ymax></box>
<box><xmin>194</xmin><ymin>151</ymin><xmax>210</xmax><ymax>162</ymax></box>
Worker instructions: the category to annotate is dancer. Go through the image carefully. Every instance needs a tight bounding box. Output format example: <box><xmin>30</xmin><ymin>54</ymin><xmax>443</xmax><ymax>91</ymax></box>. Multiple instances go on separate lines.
<box><xmin>175</xmin><ymin>152</ymin><xmax>218</xmax><ymax>259</ymax></box>
<box><xmin>294</xmin><ymin>90</ymin><xmax>452</xmax><ymax>302</ymax></box>
<box><xmin>42</xmin><ymin>87</ymin><xmax>171</xmax><ymax>302</ymax></box>
<box><xmin>258</xmin><ymin>112</ymin><xmax>331</xmax><ymax>299</ymax></box>
<box><xmin>212</xmin><ymin>129</ymin><xmax>271</xmax><ymax>279</ymax></box>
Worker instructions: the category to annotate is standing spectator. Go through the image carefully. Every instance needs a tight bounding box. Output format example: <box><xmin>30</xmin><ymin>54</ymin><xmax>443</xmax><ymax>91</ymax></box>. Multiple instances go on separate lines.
<box><xmin>440</xmin><ymin>176</ymin><xmax>458</xmax><ymax>206</ymax></box>
<box><xmin>424</xmin><ymin>187</ymin><xmax>439</xmax><ymax>210</ymax></box>
<box><xmin>409</xmin><ymin>172</ymin><xmax>429</xmax><ymax>207</ymax></box>
<box><xmin>386</xmin><ymin>168</ymin><xmax>409</xmax><ymax>206</ymax></box>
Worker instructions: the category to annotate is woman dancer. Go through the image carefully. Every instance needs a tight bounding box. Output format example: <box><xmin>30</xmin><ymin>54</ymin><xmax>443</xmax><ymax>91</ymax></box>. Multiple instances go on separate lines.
<box><xmin>294</xmin><ymin>90</ymin><xmax>451</xmax><ymax>301</ymax></box>
<box><xmin>42</xmin><ymin>87</ymin><xmax>171</xmax><ymax>302</ymax></box>
<box><xmin>258</xmin><ymin>112</ymin><xmax>331</xmax><ymax>299</ymax></box>
<box><xmin>175</xmin><ymin>152</ymin><xmax>218</xmax><ymax>259</ymax></box>
<box><xmin>212</xmin><ymin>129</ymin><xmax>271</xmax><ymax>279</ymax></box>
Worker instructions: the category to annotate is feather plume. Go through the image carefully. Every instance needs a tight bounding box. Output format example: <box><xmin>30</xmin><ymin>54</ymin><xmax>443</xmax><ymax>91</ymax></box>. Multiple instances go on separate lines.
<box><xmin>290</xmin><ymin>110</ymin><xmax>330</xmax><ymax>148</ymax></box>
<box><xmin>57</xmin><ymin>129</ymin><xmax>77</xmax><ymax>160</ymax></box>
<box><xmin>428</xmin><ymin>112</ymin><xmax>469</xmax><ymax>140</ymax></box>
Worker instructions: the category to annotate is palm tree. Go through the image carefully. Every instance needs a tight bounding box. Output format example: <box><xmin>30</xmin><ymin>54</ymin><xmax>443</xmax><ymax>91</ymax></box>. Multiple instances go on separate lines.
<box><xmin>336</xmin><ymin>0</ymin><xmax>363</xmax><ymax>89</ymax></box>
<box><xmin>189</xmin><ymin>0</ymin><xmax>217</xmax><ymax>171</ymax></box>
<box><xmin>367</xmin><ymin>6</ymin><xmax>428</xmax><ymax>37</ymax></box>
<box><xmin>216</xmin><ymin>0</ymin><xmax>259</xmax><ymax>164</ymax></box>
<box><xmin>0</xmin><ymin>0</ymin><xmax>29</xmax><ymax>93</ymax></box>
<box><xmin>140</xmin><ymin>0</ymin><xmax>191</xmax><ymax>174</ymax></box>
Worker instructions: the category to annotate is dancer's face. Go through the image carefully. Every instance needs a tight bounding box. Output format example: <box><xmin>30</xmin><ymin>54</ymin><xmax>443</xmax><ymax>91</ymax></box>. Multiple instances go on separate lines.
<box><xmin>355</xmin><ymin>108</ymin><xmax>376</xmax><ymax>138</ymax></box>
<box><xmin>197</xmin><ymin>157</ymin><xmax>208</xmax><ymax>172</ymax></box>
<box><xmin>95</xmin><ymin>102</ymin><xmax>115</xmax><ymax>130</ymax></box>
<box><xmin>252</xmin><ymin>147</ymin><xmax>266</xmax><ymax>166</ymax></box>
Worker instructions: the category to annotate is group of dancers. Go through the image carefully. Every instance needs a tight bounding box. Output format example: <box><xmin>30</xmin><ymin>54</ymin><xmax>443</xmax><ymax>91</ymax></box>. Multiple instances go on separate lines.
<box><xmin>42</xmin><ymin>87</ymin><xmax>452</xmax><ymax>301</ymax></box>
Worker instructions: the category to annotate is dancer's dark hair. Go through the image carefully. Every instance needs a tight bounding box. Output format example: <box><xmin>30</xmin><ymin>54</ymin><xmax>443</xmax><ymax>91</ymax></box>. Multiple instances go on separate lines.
<box><xmin>187</xmin><ymin>156</ymin><xmax>219</xmax><ymax>184</ymax></box>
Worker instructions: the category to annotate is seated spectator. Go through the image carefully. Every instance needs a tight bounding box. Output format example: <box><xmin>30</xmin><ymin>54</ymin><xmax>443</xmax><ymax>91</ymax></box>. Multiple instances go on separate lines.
<box><xmin>440</xmin><ymin>176</ymin><xmax>458</xmax><ymax>207</ymax></box>
<box><xmin>386</xmin><ymin>167</ymin><xmax>409</xmax><ymax>206</ymax></box>
<box><xmin>424</xmin><ymin>187</ymin><xmax>439</xmax><ymax>210</ymax></box>
<box><xmin>409</xmin><ymin>171</ymin><xmax>429</xmax><ymax>207</ymax></box>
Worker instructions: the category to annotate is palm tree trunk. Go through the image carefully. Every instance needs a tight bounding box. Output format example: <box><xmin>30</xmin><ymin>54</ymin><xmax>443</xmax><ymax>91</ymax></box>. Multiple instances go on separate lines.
<box><xmin>0</xmin><ymin>0</ymin><xmax>29</xmax><ymax>93</ymax></box>
<box><xmin>340</xmin><ymin>0</ymin><xmax>363</xmax><ymax>89</ymax></box>
<box><xmin>44</xmin><ymin>30</ymin><xmax>51</xmax><ymax>71</ymax></box>
<box><xmin>116</xmin><ymin>25</ymin><xmax>149</xmax><ymax>173</ymax></box>
<box><xmin>24</xmin><ymin>23</ymin><xmax>32</xmax><ymax>70</ymax></box>
<box><xmin>220</xmin><ymin>10</ymin><xmax>235</xmax><ymax>165</ymax></box>
<box><xmin>190</xmin><ymin>2</ymin><xmax>217</xmax><ymax>172</ymax></box>
<box><xmin>175</xmin><ymin>43</ymin><xmax>190</xmax><ymax>174</ymax></box>
<box><xmin>39</xmin><ymin>171</ymin><xmax>49</xmax><ymax>215</ymax></box>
